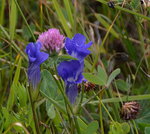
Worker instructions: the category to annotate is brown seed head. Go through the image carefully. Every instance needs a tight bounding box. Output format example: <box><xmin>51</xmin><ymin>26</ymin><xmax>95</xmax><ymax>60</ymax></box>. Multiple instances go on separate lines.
<box><xmin>120</xmin><ymin>101</ymin><xmax>140</xmax><ymax>120</ymax></box>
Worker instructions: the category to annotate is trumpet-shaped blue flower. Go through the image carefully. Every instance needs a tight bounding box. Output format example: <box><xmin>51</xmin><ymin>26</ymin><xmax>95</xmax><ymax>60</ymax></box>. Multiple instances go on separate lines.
<box><xmin>57</xmin><ymin>33</ymin><xmax>93</xmax><ymax>103</ymax></box>
<box><xmin>25</xmin><ymin>42</ymin><xmax>49</xmax><ymax>89</ymax></box>
<box><xmin>57</xmin><ymin>60</ymin><xmax>84</xmax><ymax>103</ymax></box>
<box><xmin>65</xmin><ymin>33</ymin><xmax>93</xmax><ymax>61</ymax></box>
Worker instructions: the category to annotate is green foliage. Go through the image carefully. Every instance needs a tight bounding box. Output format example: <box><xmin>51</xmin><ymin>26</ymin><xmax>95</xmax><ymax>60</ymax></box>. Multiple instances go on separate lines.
<box><xmin>0</xmin><ymin>0</ymin><xmax>6</xmax><ymax>25</ymax></box>
<box><xmin>115</xmin><ymin>79</ymin><xmax>131</xmax><ymax>92</ymax></box>
<box><xmin>9</xmin><ymin>0</ymin><xmax>17</xmax><ymax>40</ymax></box>
<box><xmin>1</xmin><ymin>0</ymin><xmax>150</xmax><ymax>133</ymax></box>
<box><xmin>83</xmin><ymin>67</ymin><xmax>120</xmax><ymax>87</ymax></box>
<box><xmin>145</xmin><ymin>127</ymin><xmax>150</xmax><ymax>134</ymax></box>
<box><xmin>52</xmin><ymin>0</ymin><xmax>72</xmax><ymax>37</ymax></box>
<box><xmin>84</xmin><ymin>121</ymin><xmax>99</xmax><ymax>134</ymax></box>
<box><xmin>7</xmin><ymin>58</ymin><xmax>22</xmax><ymax>110</ymax></box>
<box><xmin>130</xmin><ymin>0</ymin><xmax>140</xmax><ymax>9</ymax></box>
<box><xmin>108</xmin><ymin>122</ymin><xmax>130</xmax><ymax>134</ymax></box>
<box><xmin>77</xmin><ymin>118</ymin><xmax>98</xmax><ymax>134</ymax></box>
<box><xmin>106</xmin><ymin>68</ymin><xmax>120</xmax><ymax>87</ymax></box>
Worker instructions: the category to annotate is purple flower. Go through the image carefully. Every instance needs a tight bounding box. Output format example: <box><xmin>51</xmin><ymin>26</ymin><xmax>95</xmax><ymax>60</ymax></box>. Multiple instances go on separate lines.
<box><xmin>57</xmin><ymin>60</ymin><xmax>84</xmax><ymax>103</ymax></box>
<box><xmin>25</xmin><ymin>42</ymin><xmax>49</xmax><ymax>89</ymax></box>
<box><xmin>37</xmin><ymin>28</ymin><xmax>65</xmax><ymax>53</ymax></box>
<box><xmin>65</xmin><ymin>33</ymin><xmax>93</xmax><ymax>61</ymax></box>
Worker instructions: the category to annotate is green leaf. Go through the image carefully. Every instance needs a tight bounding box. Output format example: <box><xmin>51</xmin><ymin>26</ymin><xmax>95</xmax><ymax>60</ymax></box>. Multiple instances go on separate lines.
<box><xmin>46</xmin><ymin>102</ymin><xmax>56</xmax><ymax>119</ymax></box>
<box><xmin>84</xmin><ymin>121</ymin><xmax>99</xmax><ymax>134</ymax></box>
<box><xmin>41</xmin><ymin>69</ymin><xmax>58</xmax><ymax>99</ymax></box>
<box><xmin>9</xmin><ymin>0</ymin><xmax>17</xmax><ymax>40</ymax></box>
<box><xmin>121</xmin><ymin>123</ymin><xmax>130</xmax><ymax>134</ymax></box>
<box><xmin>97</xmin><ymin>65</ymin><xmax>108</xmax><ymax>85</ymax></box>
<box><xmin>84</xmin><ymin>60</ymin><xmax>93</xmax><ymax>71</ymax></box>
<box><xmin>145</xmin><ymin>127</ymin><xmax>150</xmax><ymax>134</ymax></box>
<box><xmin>115</xmin><ymin>79</ymin><xmax>131</xmax><ymax>92</ymax></box>
<box><xmin>77</xmin><ymin>117</ymin><xmax>88</xmax><ymax>133</ymax></box>
<box><xmin>109</xmin><ymin>122</ymin><xmax>130</xmax><ymax>134</ymax></box>
<box><xmin>83</xmin><ymin>73</ymin><xmax>106</xmax><ymax>86</ymax></box>
<box><xmin>106</xmin><ymin>68</ymin><xmax>120</xmax><ymax>87</ymax></box>
<box><xmin>16</xmin><ymin>83</ymin><xmax>27</xmax><ymax>107</ymax></box>
<box><xmin>40</xmin><ymin>69</ymin><xmax>65</xmax><ymax>115</ymax></box>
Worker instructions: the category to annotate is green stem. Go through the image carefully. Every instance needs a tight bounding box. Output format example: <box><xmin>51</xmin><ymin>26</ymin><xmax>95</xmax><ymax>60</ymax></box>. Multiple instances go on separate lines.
<box><xmin>88</xmin><ymin>94</ymin><xmax>150</xmax><ymax>104</ymax></box>
<box><xmin>132</xmin><ymin>120</ymin><xmax>139</xmax><ymax>134</ymax></box>
<box><xmin>99</xmin><ymin>90</ymin><xmax>104</xmax><ymax>134</ymax></box>
<box><xmin>28</xmin><ymin>87</ymin><xmax>40</xmax><ymax>134</ymax></box>
<box><xmin>101</xmin><ymin>101</ymin><xmax>114</xmax><ymax>122</ymax></box>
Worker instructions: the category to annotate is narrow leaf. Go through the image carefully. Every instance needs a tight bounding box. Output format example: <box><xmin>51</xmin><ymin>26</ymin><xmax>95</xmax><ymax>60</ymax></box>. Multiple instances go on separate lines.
<box><xmin>97</xmin><ymin>65</ymin><xmax>108</xmax><ymax>85</ymax></box>
<box><xmin>106</xmin><ymin>68</ymin><xmax>120</xmax><ymax>87</ymax></box>
<box><xmin>84</xmin><ymin>121</ymin><xmax>99</xmax><ymax>134</ymax></box>
<box><xmin>9</xmin><ymin>0</ymin><xmax>17</xmax><ymax>40</ymax></box>
<box><xmin>83</xmin><ymin>73</ymin><xmax>106</xmax><ymax>86</ymax></box>
<box><xmin>52</xmin><ymin>0</ymin><xmax>72</xmax><ymax>37</ymax></box>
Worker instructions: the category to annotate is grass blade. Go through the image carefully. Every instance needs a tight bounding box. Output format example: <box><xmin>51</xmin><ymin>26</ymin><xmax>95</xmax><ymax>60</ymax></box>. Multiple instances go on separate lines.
<box><xmin>9</xmin><ymin>0</ymin><xmax>17</xmax><ymax>40</ymax></box>
<box><xmin>52</xmin><ymin>0</ymin><xmax>72</xmax><ymax>37</ymax></box>
<box><xmin>63</xmin><ymin>0</ymin><xmax>74</xmax><ymax>28</ymax></box>
<box><xmin>0</xmin><ymin>0</ymin><xmax>6</xmax><ymax>25</ymax></box>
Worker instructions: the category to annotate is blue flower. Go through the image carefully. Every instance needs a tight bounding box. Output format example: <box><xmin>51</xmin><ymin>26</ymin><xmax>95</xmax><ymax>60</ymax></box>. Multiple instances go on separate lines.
<box><xmin>25</xmin><ymin>42</ymin><xmax>49</xmax><ymax>89</ymax></box>
<box><xmin>57</xmin><ymin>34</ymin><xmax>93</xmax><ymax>103</ymax></box>
<box><xmin>57</xmin><ymin>60</ymin><xmax>83</xmax><ymax>103</ymax></box>
<box><xmin>65</xmin><ymin>33</ymin><xmax>93</xmax><ymax>61</ymax></box>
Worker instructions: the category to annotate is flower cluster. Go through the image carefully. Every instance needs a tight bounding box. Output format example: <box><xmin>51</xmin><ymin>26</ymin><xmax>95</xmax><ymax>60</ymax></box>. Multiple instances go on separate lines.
<box><xmin>25</xmin><ymin>29</ymin><xmax>92</xmax><ymax>103</ymax></box>
<box><xmin>37</xmin><ymin>28</ymin><xmax>64</xmax><ymax>53</ymax></box>
<box><xmin>57</xmin><ymin>34</ymin><xmax>93</xmax><ymax>103</ymax></box>
<box><xmin>120</xmin><ymin>101</ymin><xmax>140</xmax><ymax>120</ymax></box>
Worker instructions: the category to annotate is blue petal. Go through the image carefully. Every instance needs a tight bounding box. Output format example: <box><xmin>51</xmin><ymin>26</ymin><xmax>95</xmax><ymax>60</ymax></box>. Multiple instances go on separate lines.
<box><xmin>72</xmin><ymin>33</ymin><xmax>86</xmax><ymax>46</ymax></box>
<box><xmin>65</xmin><ymin>38</ymin><xmax>74</xmax><ymax>55</ymax></box>
<box><xmin>28</xmin><ymin>64</ymin><xmax>40</xmax><ymax>89</ymax></box>
<box><xmin>65</xmin><ymin>34</ymin><xmax>93</xmax><ymax>61</ymax></box>
<box><xmin>36</xmin><ymin>51</ymin><xmax>49</xmax><ymax>65</ymax></box>
<box><xmin>26</xmin><ymin>43</ymin><xmax>36</xmax><ymax>55</ymax></box>
<box><xmin>28</xmin><ymin>50</ymin><xmax>37</xmax><ymax>62</ymax></box>
<box><xmin>76</xmin><ymin>48</ymin><xmax>91</xmax><ymax>61</ymax></box>
<box><xmin>57</xmin><ymin>60</ymin><xmax>82</xmax><ymax>82</ymax></box>
<box><xmin>25</xmin><ymin>42</ymin><xmax>49</xmax><ymax>65</ymax></box>
<box><xmin>84</xmin><ymin>41</ymin><xmax>93</xmax><ymax>49</ymax></box>
<box><xmin>66</xmin><ymin>82</ymin><xmax>78</xmax><ymax>104</ymax></box>
<box><xmin>35</xmin><ymin>42</ymin><xmax>42</xmax><ymax>51</ymax></box>
<box><xmin>25</xmin><ymin>43</ymin><xmax>37</xmax><ymax>62</ymax></box>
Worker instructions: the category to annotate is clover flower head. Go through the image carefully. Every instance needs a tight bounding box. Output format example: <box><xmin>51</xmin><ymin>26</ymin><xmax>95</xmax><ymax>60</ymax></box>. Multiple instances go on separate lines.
<box><xmin>65</xmin><ymin>33</ymin><xmax>93</xmax><ymax>61</ymax></box>
<box><xmin>37</xmin><ymin>28</ymin><xmax>65</xmax><ymax>53</ymax></box>
<box><xmin>57</xmin><ymin>60</ymin><xmax>84</xmax><ymax>103</ymax></box>
<box><xmin>25</xmin><ymin>42</ymin><xmax>49</xmax><ymax>89</ymax></box>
